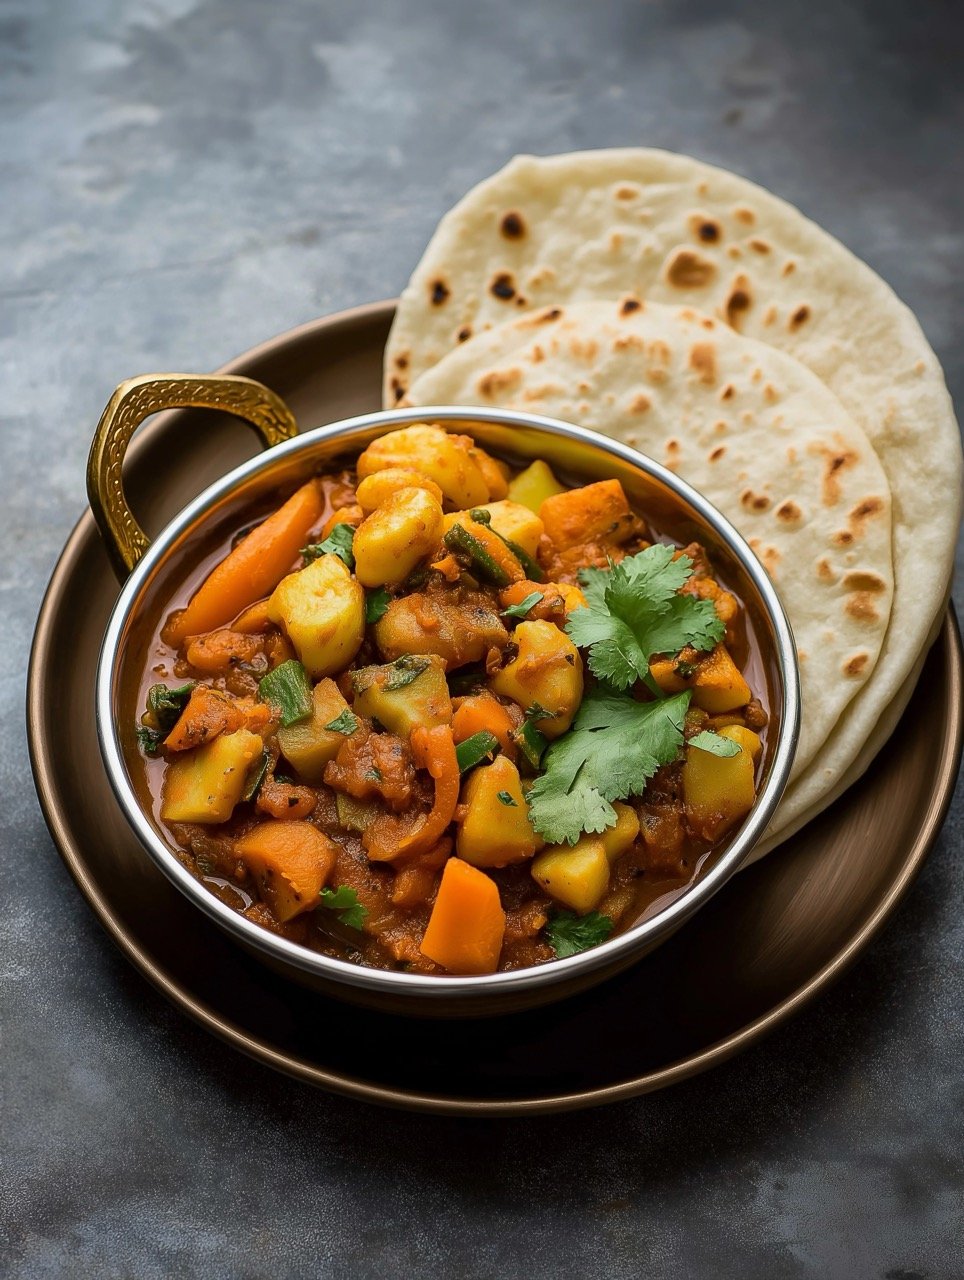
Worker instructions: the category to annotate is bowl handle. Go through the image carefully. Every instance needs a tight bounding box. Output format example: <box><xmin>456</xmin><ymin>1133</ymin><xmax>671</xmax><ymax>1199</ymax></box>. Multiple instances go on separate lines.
<box><xmin>87</xmin><ymin>373</ymin><xmax>299</xmax><ymax>580</ymax></box>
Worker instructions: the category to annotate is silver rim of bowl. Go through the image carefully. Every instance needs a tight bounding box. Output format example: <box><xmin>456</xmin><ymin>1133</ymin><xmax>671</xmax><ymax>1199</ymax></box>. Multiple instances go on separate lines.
<box><xmin>95</xmin><ymin>405</ymin><xmax>801</xmax><ymax>1002</ymax></box>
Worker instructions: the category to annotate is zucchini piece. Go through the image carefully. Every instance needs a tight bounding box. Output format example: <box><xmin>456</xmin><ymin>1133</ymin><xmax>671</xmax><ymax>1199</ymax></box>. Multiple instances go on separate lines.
<box><xmin>335</xmin><ymin>793</ymin><xmax>381</xmax><ymax>832</ymax></box>
<box><xmin>276</xmin><ymin>677</ymin><xmax>352</xmax><ymax>784</ymax></box>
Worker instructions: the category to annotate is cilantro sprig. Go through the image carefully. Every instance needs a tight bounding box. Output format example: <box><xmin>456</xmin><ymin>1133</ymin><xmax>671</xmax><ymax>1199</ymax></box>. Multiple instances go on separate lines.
<box><xmin>546</xmin><ymin>910</ymin><xmax>614</xmax><ymax>958</ymax></box>
<box><xmin>527</xmin><ymin>687</ymin><xmax>691</xmax><ymax>845</ymax></box>
<box><xmin>302</xmin><ymin>523</ymin><xmax>356</xmax><ymax>570</ymax></box>
<box><xmin>319</xmin><ymin>885</ymin><xmax>368</xmax><ymax>930</ymax></box>
<box><xmin>567</xmin><ymin>545</ymin><xmax>723</xmax><ymax>693</ymax></box>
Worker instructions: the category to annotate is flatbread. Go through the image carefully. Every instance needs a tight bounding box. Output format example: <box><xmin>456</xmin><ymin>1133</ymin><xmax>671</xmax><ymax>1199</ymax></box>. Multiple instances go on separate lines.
<box><xmin>404</xmin><ymin>299</ymin><xmax>894</xmax><ymax>793</ymax></box>
<box><xmin>388</xmin><ymin>149</ymin><xmax>961</xmax><ymax>841</ymax></box>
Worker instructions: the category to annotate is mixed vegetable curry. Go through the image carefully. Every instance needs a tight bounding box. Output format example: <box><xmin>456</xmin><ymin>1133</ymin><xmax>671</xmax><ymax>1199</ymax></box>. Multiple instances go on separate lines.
<box><xmin>133</xmin><ymin>423</ymin><xmax>767</xmax><ymax>975</ymax></box>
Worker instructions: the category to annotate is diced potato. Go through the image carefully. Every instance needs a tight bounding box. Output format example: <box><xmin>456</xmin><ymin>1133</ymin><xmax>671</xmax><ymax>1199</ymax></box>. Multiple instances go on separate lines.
<box><xmin>355</xmin><ymin>468</ymin><xmax>444</xmax><ymax>513</ymax></box>
<box><xmin>267</xmin><ymin>554</ymin><xmax>365</xmax><ymax>678</ymax></box>
<box><xmin>490</xmin><ymin>620</ymin><xmax>583</xmax><ymax>739</ymax></box>
<box><xmin>455</xmin><ymin>500</ymin><xmax>545</xmax><ymax>558</ymax></box>
<box><xmin>508</xmin><ymin>459</ymin><xmax>566</xmax><ymax>513</ymax></box>
<box><xmin>719</xmin><ymin>724</ymin><xmax>762</xmax><ymax>761</ymax></box>
<box><xmin>236</xmin><ymin>821</ymin><xmax>337</xmax><ymax>922</ymax></box>
<box><xmin>471</xmin><ymin>446</ymin><xmax>510</xmax><ymax>500</ymax></box>
<box><xmin>456</xmin><ymin>756</ymin><xmax>542</xmax><ymax>868</ymax></box>
<box><xmin>353</xmin><ymin>486</ymin><xmax>444</xmax><ymax>588</ymax></box>
<box><xmin>375</xmin><ymin>591</ymin><xmax>508</xmax><ymax>670</ymax></box>
<box><xmin>531</xmin><ymin>837</ymin><xmax>610</xmax><ymax>913</ymax></box>
<box><xmin>357</xmin><ymin>425</ymin><xmax>490</xmax><ymax>508</ymax></box>
<box><xmin>599</xmin><ymin>803</ymin><xmax>640</xmax><ymax>863</ymax></box>
<box><xmin>352</xmin><ymin>655</ymin><xmax>453</xmax><ymax>737</ymax></box>
<box><xmin>539</xmin><ymin>479</ymin><xmax>636</xmax><ymax>550</ymax></box>
<box><xmin>682</xmin><ymin>731</ymin><xmax>757</xmax><ymax>841</ymax></box>
<box><xmin>557</xmin><ymin>583</ymin><xmax>588</xmax><ymax>613</ymax></box>
<box><xmin>691</xmin><ymin>645</ymin><xmax>751</xmax><ymax>713</ymax></box>
<box><xmin>161</xmin><ymin>729</ymin><xmax>263</xmax><ymax>824</ymax></box>
<box><xmin>276</xmin><ymin>678</ymin><xmax>352</xmax><ymax>784</ymax></box>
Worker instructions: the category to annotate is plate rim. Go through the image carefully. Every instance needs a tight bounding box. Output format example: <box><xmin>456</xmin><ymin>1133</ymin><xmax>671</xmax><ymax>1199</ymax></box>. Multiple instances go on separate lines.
<box><xmin>27</xmin><ymin>301</ymin><xmax>964</xmax><ymax>1116</ymax></box>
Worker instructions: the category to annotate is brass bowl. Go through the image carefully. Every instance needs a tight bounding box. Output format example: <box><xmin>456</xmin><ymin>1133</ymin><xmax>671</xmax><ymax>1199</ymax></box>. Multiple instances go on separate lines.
<box><xmin>90</xmin><ymin>382</ymin><xmax>800</xmax><ymax>1017</ymax></box>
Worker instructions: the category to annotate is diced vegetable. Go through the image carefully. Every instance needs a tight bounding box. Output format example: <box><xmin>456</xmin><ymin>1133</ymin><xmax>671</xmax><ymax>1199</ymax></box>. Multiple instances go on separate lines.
<box><xmin>163</xmin><ymin>686</ymin><xmax>244</xmax><ymax>752</ymax></box>
<box><xmin>682</xmin><ymin>725</ymin><xmax>758</xmax><ymax>841</ymax></box>
<box><xmin>451</xmin><ymin>694</ymin><xmax>517</xmax><ymax>754</ymax></box>
<box><xmin>456</xmin><ymin>756</ymin><xmax>542</xmax><ymax>868</ymax></box>
<box><xmin>599</xmin><ymin>802</ymin><xmax>640</xmax><ymax>862</ymax></box>
<box><xmin>471</xmin><ymin>446</ymin><xmax>510</xmax><ymax>500</ymax></box>
<box><xmin>363</xmin><ymin>725</ymin><xmax>459</xmax><ymax>861</ymax></box>
<box><xmin>357</xmin><ymin>425</ymin><xmax>491</xmax><ymax>508</ymax></box>
<box><xmin>490</xmin><ymin>620</ymin><xmax>583</xmax><ymax>739</ymax></box>
<box><xmin>513</xmin><ymin>717</ymin><xmax>548</xmax><ymax>772</ymax></box>
<box><xmin>276</xmin><ymin>677</ymin><xmax>353</xmax><ymax>784</ymax></box>
<box><xmin>508</xmin><ymin>459</ymin><xmax>566</xmax><ymax>513</ymax></box>
<box><xmin>184</xmin><ymin>629</ymin><xmax>262</xmax><ymax>673</ymax></box>
<box><xmin>165</xmin><ymin>479</ymin><xmax>323</xmax><ymax>645</ymax></box>
<box><xmin>719</xmin><ymin>724</ymin><xmax>762</xmax><ymax>761</ymax></box>
<box><xmin>352</xmin><ymin>487</ymin><xmax>445</xmax><ymax>588</ymax></box>
<box><xmin>443</xmin><ymin>516</ymin><xmax>524</xmax><ymax>587</ymax></box>
<box><xmin>374</xmin><ymin>590</ymin><xmax>508</xmax><ymax>670</ymax></box>
<box><xmin>530</xmin><ymin>836</ymin><xmax>611</xmax><ymax>914</ymax></box>
<box><xmin>465</xmin><ymin>500</ymin><xmax>545</xmax><ymax>558</ymax></box>
<box><xmin>419</xmin><ymin>857</ymin><xmax>506</xmax><ymax>974</ymax></box>
<box><xmin>236</xmin><ymin>821</ymin><xmax>337</xmax><ymax>922</ymax></box>
<box><xmin>335</xmin><ymin>792</ymin><xmax>381</xmax><ymax>832</ymax></box>
<box><xmin>146</xmin><ymin>681</ymin><xmax>195</xmax><ymax>732</ymax></box>
<box><xmin>160</xmin><ymin>729</ymin><xmax>263</xmax><ymax>824</ymax></box>
<box><xmin>267</xmin><ymin>553</ymin><xmax>365</xmax><ymax>677</ymax></box>
<box><xmin>355</xmin><ymin>468</ymin><xmax>444</xmax><ymax>512</ymax></box>
<box><xmin>258</xmin><ymin>659</ymin><xmax>313</xmax><ymax>727</ymax></box>
<box><xmin>454</xmin><ymin>730</ymin><xmax>500</xmax><ymax>773</ymax></box>
<box><xmin>241</xmin><ymin>749</ymin><xmax>271</xmax><ymax>803</ymax></box>
<box><xmin>539</xmin><ymin>479</ymin><xmax>636</xmax><ymax>550</ymax></box>
<box><xmin>689</xmin><ymin>645</ymin><xmax>752</xmax><ymax>713</ymax></box>
<box><xmin>352</xmin><ymin>654</ymin><xmax>453</xmax><ymax>737</ymax></box>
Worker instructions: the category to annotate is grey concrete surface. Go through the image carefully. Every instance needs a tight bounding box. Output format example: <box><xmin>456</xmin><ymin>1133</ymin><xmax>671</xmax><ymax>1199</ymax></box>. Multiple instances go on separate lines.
<box><xmin>3</xmin><ymin>1</ymin><xmax>963</xmax><ymax>1276</ymax></box>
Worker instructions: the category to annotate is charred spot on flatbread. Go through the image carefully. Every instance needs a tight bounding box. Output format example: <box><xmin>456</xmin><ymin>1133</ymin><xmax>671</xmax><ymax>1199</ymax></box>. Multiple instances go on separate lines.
<box><xmin>843</xmin><ymin>652</ymin><xmax>869</xmax><ymax>678</ymax></box>
<box><xmin>789</xmin><ymin>304</ymin><xmax>811</xmax><ymax>332</ymax></box>
<box><xmin>723</xmin><ymin>275</ymin><xmax>752</xmax><ymax>330</ymax></box>
<box><xmin>620</xmin><ymin>296</ymin><xmax>642</xmax><ymax>315</ymax></box>
<box><xmin>500</xmin><ymin>211</ymin><xmax>526</xmax><ymax>239</ymax></box>
<box><xmin>665</xmin><ymin>248</ymin><xmax>718</xmax><ymax>289</ymax></box>
<box><xmin>688</xmin><ymin>342</ymin><xmax>717</xmax><ymax>385</ymax></box>
<box><xmin>430</xmin><ymin>278</ymin><xmax>450</xmax><ymax>306</ymax></box>
<box><xmin>490</xmin><ymin>272</ymin><xmax>516</xmax><ymax>301</ymax></box>
<box><xmin>476</xmin><ymin>366</ymin><xmax>522</xmax><ymax>398</ymax></box>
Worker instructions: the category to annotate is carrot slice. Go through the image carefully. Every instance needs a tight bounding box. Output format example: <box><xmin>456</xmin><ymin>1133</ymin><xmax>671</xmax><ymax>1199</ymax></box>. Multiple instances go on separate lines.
<box><xmin>163</xmin><ymin>686</ymin><xmax>244</xmax><ymax>752</ymax></box>
<box><xmin>420</xmin><ymin>858</ymin><xmax>506</xmax><ymax>974</ymax></box>
<box><xmin>451</xmin><ymin>694</ymin><xmax>517</xmax><ymax>755</ymax></box>
<box><xmin>164</xmin><ymin>479</ymin><xmax>323</xmax><ymax>646</ymax></box>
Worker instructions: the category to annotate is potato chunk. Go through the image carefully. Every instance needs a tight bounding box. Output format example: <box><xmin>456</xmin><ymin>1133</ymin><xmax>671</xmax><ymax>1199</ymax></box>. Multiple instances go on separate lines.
<box><xmin>161</xmin><ymin>729</ymin><xmax>263</xmax><ymax>824</ymax></box>
<box><xmin>490</xmin><ymin>620</ymin><xmax>583</xmax><ymax>739</ymax></box>
<box><xmin>599</xmin><ymin>803</ymin><xmax>640</xmax><ymax>863</ymax></box>
<box><xmin>357</xmin><ymin>425</ymin><xmax>490</xmax><ymax>508</ymax></box>
<box><xmin>530</xmin><ymin>836</ymin><xmax>610</xmax><ymax>913</ymax></box>
<box><xmin>352</xmin><ymin>655</ymin><xmax>453</xmax><ymax>737</ymax></box>
<box><xmin>236</xmin><ymin>821</ymin><xmax>337</xmax><ymax>921</ymax></box>
<box><xmin>267</xmin><ymin>554</ymin><xmax>365</xmax><ymax>678</ymax></box>
<box><xmin>508</xmin><ymin>459</ymin><xmax>565</xmax><ymax>513</ymax></box>
<box><xmin>276</xmin><ymin>678</ymin><xmax>351</xmax><ymax>784</ymax></box>
<box><xmin>375</xmin><ymin>588</ymin><xmax>508</xmax><ymax>670</ymax></box>
<box><xmin>355</xmin><ymin>468</ymin><xmax>444</xmax><ymax>512</ymax></box>
<box><xmin>682</xmin><ymin>728</ymin><xmax>758</xmax><ymax>841</ymax></box>
<box><xmin>353</xmin><ymin>486</ymin><xmax>444</xmax><ymax>588</ymax></box>
<box><xmin>692</xmin><ymin>645</ymin><xmax>751</xmax><ymax>713</ymax></box>
<box><xmin>456</xmin><ymin>756</ymin><xmax>542</xmax><ymax>868</ymax></box>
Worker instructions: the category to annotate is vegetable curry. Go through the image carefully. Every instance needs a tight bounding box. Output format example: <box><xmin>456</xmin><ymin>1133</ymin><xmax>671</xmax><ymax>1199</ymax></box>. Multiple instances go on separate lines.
<box><xmin>133</xmin><ymin>423</ymin><xmax>768</xmax><ymax>975</ymax></box>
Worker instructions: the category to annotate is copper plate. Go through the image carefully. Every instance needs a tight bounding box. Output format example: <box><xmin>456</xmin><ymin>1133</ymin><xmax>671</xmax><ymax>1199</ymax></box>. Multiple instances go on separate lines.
<box><xmin>28</xmin><ymin>301</ymin><xmax>963</xmax><ymax>1115</ymax></box>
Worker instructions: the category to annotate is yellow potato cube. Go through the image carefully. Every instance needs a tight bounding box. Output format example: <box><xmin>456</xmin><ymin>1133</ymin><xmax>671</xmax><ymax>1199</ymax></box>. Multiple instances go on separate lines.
<box><xmin>719</xmin><ymin>724</ymin><xmax>762</xmax><ymax>761</ymax></box>
<box><xmin>507</xmin><ymin>459</ymin><xmax>566</xmax><ymax>513</ymax></box>
<box><xmin>682</xmin><ymin>732</ymin><xmax>757</xmax><ymax>841</ymax></box>
<box><xmin>599</xmin><ymin>802</ymin><xmax>640</xmax><ymax>863</ymax></box>
<box><xmin>531</xmin><ymin>837</ymin><xmax>611</xmax><ymax>913</ymax></box>
<box><xmin>456</xmin><ymin>755</ymin><xmax>542</xmax><ymax>868</ymax></box>
<box><xmin>276</xmin><ymin>678</ymin><xmax>352</xmax><ymax>784</ymax></box>
<box><xmin>353</xmin><ymin>486</ymin><xmax>444</xmax><ymax>588</ymax></box>
<box><xmin>267</xmin><ymin>554</ymin><xmax>365</xmax><ymax>678</ymax></box>
<box><xmin>357</xmin><ymin>425</ymin><xmax>490</xmax><ymax>508</ymax></box>
<box><xmin>161</xmin><ymin>729</ymin><xmax>263</xmax><ymax>824</ymax></box>
<box><xmin>490</xmin><ymin>619</ymin><xmax>583</xmax><ymax>739</ymax></box>
<box><xmin>467</xmin><ymin>500</ymin><xmax>545</xmax><ymax>558</ymax></box>
<box><xmin>352</xmin><ymin>655</ymin><xmax>453</xmax><ymax>737</ymax></box>
<box><xmin>355</xmin><ymin>468</ymin><xmax>443</xmax><ymax>512</ymax></box>
<box><xmin>691</xmin><ymin>645</ymin><xmax>752</xmax><ymax>713</ymax></box>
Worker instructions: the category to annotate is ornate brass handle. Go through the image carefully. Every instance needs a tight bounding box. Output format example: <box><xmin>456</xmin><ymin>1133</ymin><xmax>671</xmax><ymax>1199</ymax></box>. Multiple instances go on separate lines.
<box><xmin>87</xmin><ymin>373</ymin><xmax>299</xmax><ymax>580</ymax></box>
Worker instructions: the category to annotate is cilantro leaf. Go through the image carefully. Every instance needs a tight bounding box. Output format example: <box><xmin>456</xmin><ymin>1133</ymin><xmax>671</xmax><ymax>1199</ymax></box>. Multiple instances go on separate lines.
<box><xmin>502</xmin><ymin>591</ymin><xmax>543</xmax><ymax>619</ymax></box>
<box><xmin>567</xmin><ymin>546</ymin><xmax>724</xmax><ymax>692</ymax></box>
<box><xmin>325</xmin><ymin>709</ymin><xmax>359</xmax><ymax>736</ymax></box>
<box><xmin>527</xmin><ymin>687</ymin><xmax>691</xmax><ymax>845</ymax></box>
<box><xmin>302</xmin><ymin>522</ymin><xmax>356</xmax><ymax>570</ymax></box>
<box><xmin>319</xmin><ymin>885</ymin><xmax>368</xmax><ymax>930</ymax></box>
<box><xmin>545</xmin><ymin>910</ymin><xmax>614</xmax><ymax>958</ymax></box>
<box><xmin>688</xmin><ymin>730</ymin><xmax>741</xmax><ymax>757</ymax></box>
<box><xmin>365</xmin><ymin>587</ymin><xmax>391</xmax><ymax>624</ymax></box>
<box><xmin>496</xmin><ymin>790</ymin><xmax>517</xmax><ymax>807</ymax></box>
<box><xmin>135</xmin><ymin>725</ymin><xmax>164</xmax><ymax>756</ymax></box>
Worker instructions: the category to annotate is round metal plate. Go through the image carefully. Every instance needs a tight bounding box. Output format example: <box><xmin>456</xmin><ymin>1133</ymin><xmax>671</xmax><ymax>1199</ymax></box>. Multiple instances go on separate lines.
<box><xmin>27</xmin><ymin>301</ymin><xmax>963</xmax><ymax>1115</ymax></box>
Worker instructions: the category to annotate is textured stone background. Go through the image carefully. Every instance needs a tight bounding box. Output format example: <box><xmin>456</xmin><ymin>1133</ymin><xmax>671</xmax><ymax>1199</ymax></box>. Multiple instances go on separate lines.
<box><xmin>4</xmin><ymin>1</ymin><xmax>963</xmax><ymax>1276</ymax></box>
